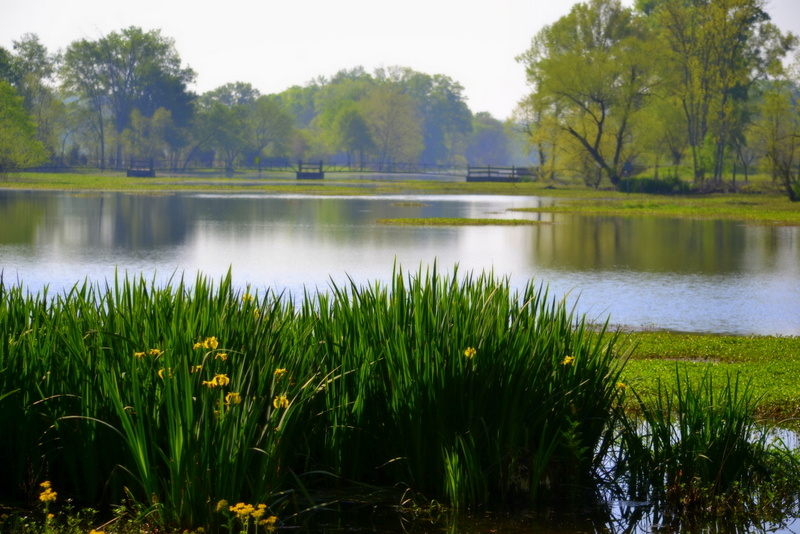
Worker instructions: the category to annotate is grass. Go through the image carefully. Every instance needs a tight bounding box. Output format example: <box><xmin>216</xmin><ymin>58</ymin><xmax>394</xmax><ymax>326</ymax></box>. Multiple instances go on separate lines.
<box><xmin>3</xmin><ymin>171</ymin><xmax>798</xmax><ymax>226</ymax></box>
<box><xmin>512</xmin><ymin>193</ymin><xmax>800</xmax><ymax>226</ymax></box>
<box><xmin>0</xmin><ymin>267</ymin><xmax>631</xmax><ymax>530</ymax></box>
<box><xmin>619</xmin><ymin>332</ymin><xmax>800</xmax><ymax>421</ymax></box>
<box><xmin>0</xmin><ymin>270</ymin><xmax>798</xmax><ymax>533</ymax></box>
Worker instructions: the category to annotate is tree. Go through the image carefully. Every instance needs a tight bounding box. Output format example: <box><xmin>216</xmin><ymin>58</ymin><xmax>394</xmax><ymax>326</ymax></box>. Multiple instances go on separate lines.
<box><xmin>464</xmin><ymin>112</ymin><xmax>510</xmax><ymax>166</ymax></box>
<box><xmin>0</xmin><ymin>81</ymin><xmax>48</xmax><ymax>172</ymax></box>
<box><xmin>362</xmin><ymin>84</ymin><xmax>424</xmax><ymax>170</ymax></box>
<box><xmin>330</xmin><ymin>101</ymin><xmax>374</xmax><ymax>168</ymax></box>
<box><xmin>189</xmin><ymin>83</ymin><xmax>294</xmax><ymax>171</ymax></box>
<box><xmin>386</xmin><ymin>68</ymin><xmax>473</xmax><ymax>164</ymax></box>
<box><xmin>514</xmin><ymin>95</ymin><xmax>571</xmax><ymax>181</ymax></box>
<box><xmin>7</xmin><ymin>34</ymin><xmax>64</xmax><ymax>159</ymax></box>
<box><xmin>754</xmin><ymin>83</ymin><xmax>800</xmax><ymax>200</ymax></box>
<box><xmin>519</xmin><ymin>0</ymin><xmax>657</xmax><ymax>187</ymax></box>
<box><xmin>249</xmin><ymin>95</ymin><xmax>294</xmax><ymax>164</ymax></box>
<box><xmin>123</xmin><ymin>107</ymin><xmax>174</xmax><ymax>163</ymax></box>
<box><xmin>650</xmin><ymin>0</ymin><xmax>796</xmax><ymax>182</ymax></box>
<box><xmin>61</xmin><ymin>27</ymin><xmax>195</xmax><ymax>168</ymax></box>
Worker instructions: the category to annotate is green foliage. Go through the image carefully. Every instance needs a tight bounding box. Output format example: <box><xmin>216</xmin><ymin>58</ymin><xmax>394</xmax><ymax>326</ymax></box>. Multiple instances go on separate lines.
<box><xmin>613</xmin><ymin>366</ymin><xmax>800</xmax><ymax>516</ymax></box>
<box><xmin>617</xmin><ymin>176</ymin><xmax>693</xmax><ymax>194</ymax></box>
<box><xmin>0</xmin><ymin>81</ymin><xmax>48</xmax><ymax>171</ymax></box>
<box><xmin>2</xmin><ymin>267</ymin><xmax>800</xmax><ymax>529</ymax></box>
<box><xmin>0</xmin><ymin>267</ymin><xmax>629</xmax><ymax>526</ymax></box>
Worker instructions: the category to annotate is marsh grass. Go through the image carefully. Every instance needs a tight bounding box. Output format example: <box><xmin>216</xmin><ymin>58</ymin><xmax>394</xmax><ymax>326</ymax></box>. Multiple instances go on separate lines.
<box><xmin>2</xmin><ymin>268</ymin><xmax>799</xmax><ymax>531</ymax></box>
<box><xmin>0</xmin><ymin>267</ymin><xmax>631</xmax><ymax>527</ymax></box>
<box><xmin>611</xmin><ymin>366</ymin><xmax>800</xmax><ymax>516</ymax></box>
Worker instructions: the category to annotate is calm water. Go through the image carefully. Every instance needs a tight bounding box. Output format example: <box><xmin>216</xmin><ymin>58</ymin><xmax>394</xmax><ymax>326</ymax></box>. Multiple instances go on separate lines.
<box><xmin>1</xmin><ymin>189</ymin><xmax>799</xmax><ymax>336</ymax></box>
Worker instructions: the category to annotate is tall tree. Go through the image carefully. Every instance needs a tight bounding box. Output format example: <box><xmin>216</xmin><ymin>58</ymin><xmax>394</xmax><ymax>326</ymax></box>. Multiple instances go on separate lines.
<box><xmin>387</xmin><ymin>68</ymin><xmax>473</xmax><ymax>164</ymax></box>
<box><xmin>330</xmin><ymin>101</ymin><xmax>374</xmax><ymax>168</ymax></box>
<box><xmin>519</xmin><ymin>0</ymin><xmax>657</xmax><ymax>187</ymax></box>
<box><xmin>7</xmin><ymin>34</ymin><xmax>63</xmax><ymax>159</ymax></box>
<box><xmin>650</xmin><ymin>0</ymin><xmax>795</xmax><ymax>182</ymax></box>
<box><xmin>190</xmin><ymin>83</ymin><xmax>294</xmax><ymax>170</ymax></box>
<box><xmin>362</xmin><ymin>84</ymin><xmax>423</xmax><ymax>170</ymax></box>
<box><xmin>61</xmin><ymin>27</ymin><xmax>195</xmax><ymax>168</ymax></box>
<box><xmin>754</xmin><ymin>82</ymin><xmax>800</xmax><ymax>200</ymax></box>
<box><xmin>464</xmin><ymin>112</ymin><xmax>510</xmax><ymax>166</ymax></box>
<box><xmin>0</xmin><ymin>81</ymin><xmax>48</xmax><ymax>172</ymax></box>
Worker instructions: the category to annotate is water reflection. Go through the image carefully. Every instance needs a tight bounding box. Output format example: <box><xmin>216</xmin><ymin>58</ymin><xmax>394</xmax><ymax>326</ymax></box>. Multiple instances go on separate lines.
<box><xmin>0</xmin><ymin>190</ymin><xmax>798</xmax><ymax>336</ymax></box>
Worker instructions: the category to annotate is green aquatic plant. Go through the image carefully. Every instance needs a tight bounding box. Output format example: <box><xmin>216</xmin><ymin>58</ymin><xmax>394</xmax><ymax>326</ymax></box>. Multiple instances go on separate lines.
<box><xmin>612</xmin><ymin>365</ymin><xmax>800</xmax><ymax>515</ymax></box>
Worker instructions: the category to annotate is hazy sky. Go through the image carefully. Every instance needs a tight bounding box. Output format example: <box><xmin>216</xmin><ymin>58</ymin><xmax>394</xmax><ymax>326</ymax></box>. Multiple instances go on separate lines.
<box><xmin>2</xmin><ymin>0</ymin><xmax>799</xmax><ymax>119</ymax></box>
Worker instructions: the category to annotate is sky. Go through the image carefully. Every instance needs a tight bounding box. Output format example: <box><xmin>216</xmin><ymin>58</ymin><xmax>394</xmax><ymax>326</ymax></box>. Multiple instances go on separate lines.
<box><xmin>2</xmin><ymin>0</ymin><xmax>799</xmax><ymax>120</ymax></box>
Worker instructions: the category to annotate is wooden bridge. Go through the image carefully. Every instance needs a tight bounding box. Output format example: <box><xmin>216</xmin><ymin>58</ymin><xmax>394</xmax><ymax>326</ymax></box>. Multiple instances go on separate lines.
<box><xmin>296</xmin><ymin>161</ymin><xmax>324</xmax><ymax>179</ymax></box>
<box><xmin>465</xmin><ymin>165</ymin><xmax>535</xmax><ymax>183</ymax></box>
<box><xmin>127</xmin><ymin>158</ymin><xmax>156</xmax><ymax>178</ymax></box>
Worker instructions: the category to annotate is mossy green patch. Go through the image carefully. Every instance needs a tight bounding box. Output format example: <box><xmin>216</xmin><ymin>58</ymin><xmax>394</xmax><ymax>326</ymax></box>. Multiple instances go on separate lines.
<box><xmin>513</xmin><ymin>193</ymin><xmax>800</xmax><ymax>226</ymax></box>
<box><xmin>619</xmin><ymin>331</ymin><xmax>800</xmax><ymax>420</ymax></box>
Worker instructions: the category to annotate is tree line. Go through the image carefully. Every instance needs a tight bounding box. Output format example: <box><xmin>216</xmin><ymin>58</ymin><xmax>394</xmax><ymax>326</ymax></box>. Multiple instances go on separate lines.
<box><xmin>0</xmin><ymin>28</ymin><xmax>528</xmax><ymax>175</ymax></box>
<box><xmin>515</xmin><ymin>0</ymin><xmax>800</xmax><ymax>200</ymax></box>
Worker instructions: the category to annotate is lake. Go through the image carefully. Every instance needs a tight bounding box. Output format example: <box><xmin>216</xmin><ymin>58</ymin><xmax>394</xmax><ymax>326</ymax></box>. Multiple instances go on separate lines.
<box><xmin>1</xmin><ymin>189</ymin><xmax>798</xmax><ymax>336</ymax></box>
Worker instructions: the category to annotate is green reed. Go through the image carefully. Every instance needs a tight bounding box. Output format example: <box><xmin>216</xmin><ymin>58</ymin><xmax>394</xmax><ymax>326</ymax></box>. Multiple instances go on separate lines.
<box><xmin>613</xmin><ymin>365</ymin><xmax>800</xmax><ymax>514</ymax></box>
<box><xmin>297</xmin><ymin>265</ymin><xmax>627</xmax><ymax>507</ymax></box>
<box><xmin>0</xmin><ymin>273</ymin><xmax>320</xmax><ymax>528</ymax></box>
<box><xmin>7</xmin><ymin>267</ymin><xmax>796</xmax><ymax>530</ymax></box>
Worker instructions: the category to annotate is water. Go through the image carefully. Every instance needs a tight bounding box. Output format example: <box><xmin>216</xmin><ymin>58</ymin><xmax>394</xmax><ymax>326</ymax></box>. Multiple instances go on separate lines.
<box><xmin>0</xmin><ymin>189</ymin><xmax>799</xmax><ymax>336</ymax></box>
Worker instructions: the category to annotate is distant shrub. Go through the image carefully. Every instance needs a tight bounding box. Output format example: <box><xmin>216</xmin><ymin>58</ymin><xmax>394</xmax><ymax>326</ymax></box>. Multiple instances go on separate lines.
<box><xmin>618</xmin><ymin>176</ymin><xmax>693</xmax><ymax>194</ymax></box>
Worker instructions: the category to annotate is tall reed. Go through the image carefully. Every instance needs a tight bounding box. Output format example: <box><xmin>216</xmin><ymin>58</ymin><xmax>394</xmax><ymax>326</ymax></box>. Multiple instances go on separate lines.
<box><xmin>612</xmin><ymin>365</ymin><xmax>800</xmax><ymax>515</ymax></box>
<box><xmin>298</xmin><ymin>265</ymin><xmax>628</xmax><ymax>507</ymax></box>
<box><xmin>0</xmin><ymin>266</ymin><xmax>629</xmax><ymax>526</ymax></box>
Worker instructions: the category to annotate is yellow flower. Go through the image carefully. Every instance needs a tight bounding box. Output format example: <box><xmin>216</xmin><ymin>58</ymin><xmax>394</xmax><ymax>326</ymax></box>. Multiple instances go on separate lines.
<box><xmin>202</xmin><ymin>373</ymin><xmax>230</xmax><ymax>388</ymax></box>
<box><xmin>225</xmin><ymin>392</ymin><xmax>242</xmax><ymax>406</ymax></box>
<box><xmin>38</xmin><ymin>483</ymin><xmax>57</xmax><ymax>503</ymax></box>
<box><xmin>215</xmin><ymin>353</ymin><xmax>228</xmax><ymax>361</ymax></box>
<box><xmin>215</xmin><ymin>499</ymin><xmax>229</xmax><ymax>513</ymax></box>
<box><xmin>214</xmin><ymin>373</ymin><xmax>230</xmax><ymax>387</ymax></box>
<box><xmin>194</xmin><ymin>337</ymin><xmax>220</xmax><ymax>350</ymax></box>
<box><xmin>253</xmin><ymin>308</ymin><xmax>260</xmax><ymax>318</ymax></box>
<box><xmin>251</xmin><ymin>503</ymin><xmax>267</xmax><ymax>520</ymax></box>
<box><xmin>242</xmin><ymin>293</ymin><xmax>254</xmax><ymax>302</ymax></box>
<box><xmin>46</xmin><ymin>513</ymin><xmax>54</xmax><ymax>520</ymax></box>
<box><xmin>133</xmin><ymin>351</ymin><xmax>145</xmax><ymax>359</ymax></box>
<box><xmin>616</xmin><ymin>382</ymin><xmax>627</xmax><ymax>391</ymax></box>
<box><xmin>273</xmin><ymin>395</ymin><xmax>289</xmax><ymax>409</ymax></box>
<box><xmin>230</xmin><ymin>502</ymin><xmax>254</xmax><ymax>519</ymax></box>
<box><xmin>89</xmin><ymin>529</ymin><xmax>105</xmax><ymax>534</ymax></box>
<box><xmin>149</xmin><ymin>348</ymin><xmax>163</xmax><ymax>357</ymax></box>
<box><xmin>158</xmin><ymin>367</ymin><xmax>173</xmax><ymax>379</ymax></box>
<box><xmin>260</xmin><ymin>515</ymin><xmax>278</xmax><ymax>526</ymax></box>
<box><xmin>464</xmin><ymin>347</ymin><xmax>477</xmax><ymax>359</ymax></box>
<box><xmin>273</xmin><ymin>368</ymin><xmax>287</xmax><ymax>379</ymax></box>
<box><xmin>190</xmin><ymin>365</ymin><xmax>203</xmax><ymax>373</ymax></box>
<box><xmin>562</xmin><ymin>355</ymin><xmax>575</xmax><ymax>366</ymax></box>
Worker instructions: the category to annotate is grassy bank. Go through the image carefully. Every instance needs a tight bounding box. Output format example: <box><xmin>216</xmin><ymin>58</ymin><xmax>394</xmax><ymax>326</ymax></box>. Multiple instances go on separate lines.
<box><xmin>513</xmin><ymin>194</ymin><xmax>800</xmax><ymax>226</ymax></box>
<box><xmin>2</xmin><ymin>171</ymin><xmax>798</xmax><ymax>225</ymax></box>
